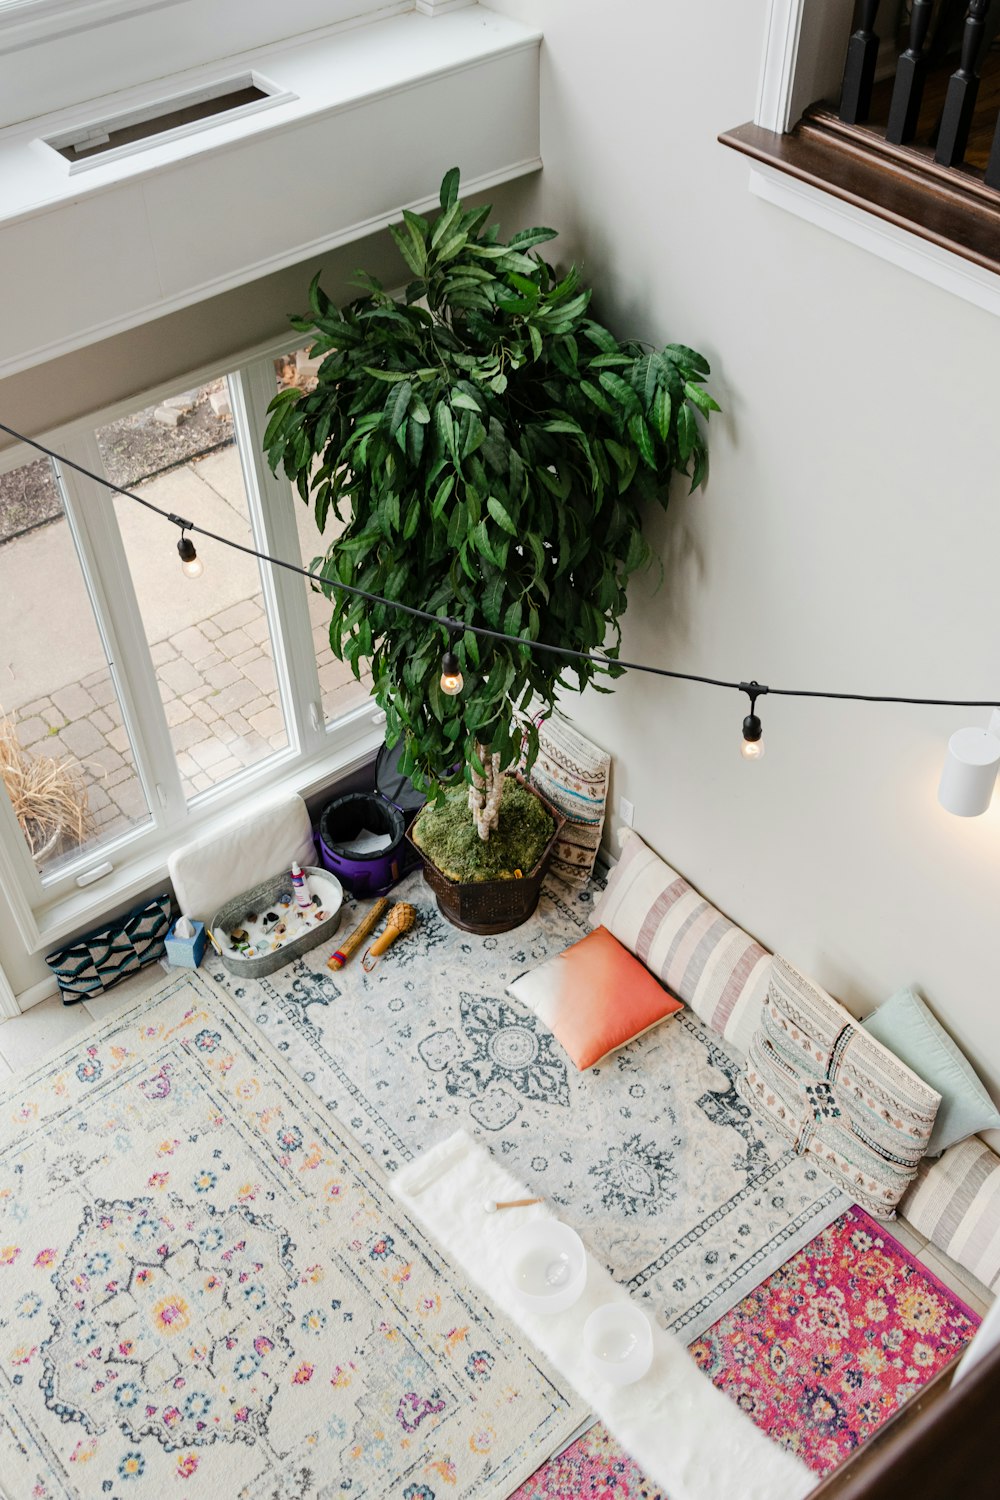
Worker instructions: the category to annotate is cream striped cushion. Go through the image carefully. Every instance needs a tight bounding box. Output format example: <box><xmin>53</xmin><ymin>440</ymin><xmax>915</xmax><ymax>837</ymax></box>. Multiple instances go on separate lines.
<box><xmin>901</xmin><ymin>1138</ymin><xmax>1000</xmax><ymax>1291</ymax></box>
<box><xmin>590</xmin><ymin>829</ymin><xmax>771</xmax><ymax>1055</ymax></box>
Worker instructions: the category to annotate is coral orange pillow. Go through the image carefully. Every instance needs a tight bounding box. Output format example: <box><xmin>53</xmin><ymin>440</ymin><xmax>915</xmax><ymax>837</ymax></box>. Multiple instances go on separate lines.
<box><xmin>507</xmin><ymin>925</ymin><xmax>684</xmax><ymax>1070</ymax></box>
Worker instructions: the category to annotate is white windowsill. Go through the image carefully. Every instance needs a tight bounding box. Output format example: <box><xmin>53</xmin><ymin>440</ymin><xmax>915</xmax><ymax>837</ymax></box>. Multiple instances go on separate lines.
<box><xmin>20</xmin><ymin>706</ymin><xmax>386</xmax><ymax>956</ymax></box>
<box><xmin>0</xmin><ymin>7</ymin><xmax>537</xmax><ymax>223</ymax></box>
<box><xmin>0</xmin><ymin>3</ymin><xmax>541</xmax><ymax>377</ymax></box>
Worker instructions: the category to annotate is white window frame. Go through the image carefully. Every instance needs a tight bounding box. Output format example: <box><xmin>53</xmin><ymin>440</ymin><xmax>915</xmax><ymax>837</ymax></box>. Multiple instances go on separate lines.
<box><xmin>750</xmin><ymin>0</ymin><xmax>1000</xmax><ymax>320</ymax></box>
<box><xmin>0</xmin><ymin>333</ymin><xmax>385</xmax><ymax>955</ymax></box>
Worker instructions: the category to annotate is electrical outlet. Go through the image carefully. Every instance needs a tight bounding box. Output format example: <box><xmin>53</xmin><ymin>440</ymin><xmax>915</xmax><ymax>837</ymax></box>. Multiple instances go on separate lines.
<box><xmin>618</xmin><ymin>796</ymin><xmax>635</xmax><ymax>828</ymax></box>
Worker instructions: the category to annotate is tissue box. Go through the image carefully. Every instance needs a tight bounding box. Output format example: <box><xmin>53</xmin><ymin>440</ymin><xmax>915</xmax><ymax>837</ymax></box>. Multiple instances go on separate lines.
<box><xmin>164</xmin><ymin>919</ymin><xmax>207</xmax><ymax>969</ymax></box>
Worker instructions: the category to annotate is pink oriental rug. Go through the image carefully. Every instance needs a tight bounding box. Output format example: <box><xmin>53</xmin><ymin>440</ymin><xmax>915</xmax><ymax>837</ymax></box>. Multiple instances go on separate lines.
<box><xmin>512</xmin><ymin>1205</ymin><xmax>982</xmax><ymax>1498</ymax></box>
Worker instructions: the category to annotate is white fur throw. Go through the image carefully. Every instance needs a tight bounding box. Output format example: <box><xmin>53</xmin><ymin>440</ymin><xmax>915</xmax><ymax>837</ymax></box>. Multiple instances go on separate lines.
<box><xmin>391</xmin><ymin>1131</ymin><xmax>814</xmax><ymax>1500</ymax></box>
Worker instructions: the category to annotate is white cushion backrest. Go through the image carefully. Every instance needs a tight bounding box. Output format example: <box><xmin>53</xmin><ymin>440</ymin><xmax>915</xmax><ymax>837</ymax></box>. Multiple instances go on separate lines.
<box><xmin>167</xmin><ymin>793</ymin><xmax>316</xmax><ymax>923</ymax></box>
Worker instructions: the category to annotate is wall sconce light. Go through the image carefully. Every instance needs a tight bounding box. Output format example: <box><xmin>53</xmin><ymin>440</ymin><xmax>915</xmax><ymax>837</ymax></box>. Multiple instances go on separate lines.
<box><xmin>938</xmin><ymin>709</ymin><xmax>1000</xmax><ymax>817</ymax></box>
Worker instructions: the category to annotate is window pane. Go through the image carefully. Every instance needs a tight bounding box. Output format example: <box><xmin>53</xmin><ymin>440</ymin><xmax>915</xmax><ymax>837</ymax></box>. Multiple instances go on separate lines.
<box><xmin>95</xmin><ymin>379</ymin><xmax>289</xmax><ymax>800</ymax></box>
<box><xmin>0</xmin><ymin>455</ymin><xmax>151</xmax><ymax>877</ymax></box>
<box><xmin>275</xmin><ymin>351</ymin><xmax>372</xmax><ymax>724</ymax></box>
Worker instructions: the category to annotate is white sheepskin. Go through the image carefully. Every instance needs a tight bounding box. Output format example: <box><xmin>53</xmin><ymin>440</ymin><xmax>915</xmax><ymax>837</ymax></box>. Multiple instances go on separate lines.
<box><xmin>391</xmin><ymin>1130</ymin><xmax>815</xmax><ymax>1500</ymax></box>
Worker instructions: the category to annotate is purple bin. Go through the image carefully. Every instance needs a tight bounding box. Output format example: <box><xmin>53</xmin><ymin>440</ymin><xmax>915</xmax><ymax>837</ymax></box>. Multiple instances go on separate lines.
<box><xmin>317</xmin><ymin>741</ymin><xmax>425</xmax><ymax>897</ymax></box>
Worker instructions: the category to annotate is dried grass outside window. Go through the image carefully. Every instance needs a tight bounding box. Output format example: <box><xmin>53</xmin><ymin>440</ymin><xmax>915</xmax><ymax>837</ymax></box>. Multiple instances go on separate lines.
<box><xmin>0</xmin><ymin>711</ymin><xmax>94</xmax><ymax>858</ymax></box>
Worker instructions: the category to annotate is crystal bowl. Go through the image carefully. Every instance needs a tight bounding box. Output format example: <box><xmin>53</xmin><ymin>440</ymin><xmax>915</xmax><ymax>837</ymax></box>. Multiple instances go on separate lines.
<box><xmin>583</xmin><ymin>1301</ymin><xmax>654</xmax><ymax>1385</ymax></box>
<box><xmin>503</xmin><ymin>1219</ymin><xmax>587</xmax><ymax>1315</ymax></box>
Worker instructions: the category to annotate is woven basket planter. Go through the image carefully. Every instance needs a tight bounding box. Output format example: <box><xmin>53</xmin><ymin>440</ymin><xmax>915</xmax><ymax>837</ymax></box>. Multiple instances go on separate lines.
<box><xmin>406</xmin><ymin>778</ymin><xmax>565</xmax><ymax>936</ymax></box>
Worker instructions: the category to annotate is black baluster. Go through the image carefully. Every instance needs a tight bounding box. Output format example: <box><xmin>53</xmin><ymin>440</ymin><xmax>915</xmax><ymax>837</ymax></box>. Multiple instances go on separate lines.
<box><xmin>935</xmin><ymin>0</ymin><xmax>992</xmax><ymax>166</ymax></box>
<box><xmin>840</xmin><ymin>0</ymin><xmax>882</xmax><ymax>124</ymax></box>
<box><xmin>887</xmin><ymin>0</ymin><xmax>934</xmax><ymax>143</ymax></box>
<box><xmin>985</xmin><ymin>108</ymin><xmax>1000</xmax><ymax>188</ymax></box>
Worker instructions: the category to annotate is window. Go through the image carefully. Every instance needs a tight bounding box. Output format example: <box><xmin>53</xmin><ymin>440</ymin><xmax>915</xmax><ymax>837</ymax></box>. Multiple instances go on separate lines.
<box><xmin>272</xmin><ymin>349</ymin><xmax>372</xmax><ymax>727</ymax></box>
<box><xmin>0</xmin><ymin>342</ymin><xmax>383</xmax><ymax>952</ymax></box>
<box><xmin>0</xmin><ymin>452</ymin><xmax>151</xmax><ymax>878</ymax></box>
<box><xmin>721</xmin><ymin>0</ymin><xmax>1000</xmax><ymax>319</ymax></box>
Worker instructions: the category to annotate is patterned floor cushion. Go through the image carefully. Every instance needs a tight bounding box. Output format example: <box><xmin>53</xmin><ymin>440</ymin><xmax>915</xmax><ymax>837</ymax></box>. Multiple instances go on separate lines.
<box><xmin>738</xmin><ymin>956</ymin><xmax>940</xmax><ymax>1219</ymax></box>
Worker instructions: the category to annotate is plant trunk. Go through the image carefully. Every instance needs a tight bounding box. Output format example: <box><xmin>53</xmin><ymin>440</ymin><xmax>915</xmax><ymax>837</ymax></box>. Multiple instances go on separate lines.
<box><xmin>468</xmin><ymin>740</ymin><xmax>505</xmax><ymax>841</ymax></box>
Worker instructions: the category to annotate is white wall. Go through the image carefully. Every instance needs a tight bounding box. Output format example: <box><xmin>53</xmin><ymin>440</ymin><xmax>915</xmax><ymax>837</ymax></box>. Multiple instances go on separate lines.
<box><xmin>483</xmin><ymin>0</ymin><xmax>1000</xmax><ymax>1120</ymax></box>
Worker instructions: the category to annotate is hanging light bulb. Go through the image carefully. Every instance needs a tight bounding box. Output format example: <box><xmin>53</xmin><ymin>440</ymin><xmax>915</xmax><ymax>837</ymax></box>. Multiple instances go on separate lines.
<box><xmin>739</xmin><ymin>680</ymin><xmax>767</xmax><ymax>761</ymax></box>
<box><xmin>440</xmin><ymin>644</ymin><xmax>464</xmax><ymax>697</ymax></box>
<box><xmin>177</xmin><ymin>532</ymin><xmax>203</xmax><ymax>579</ymax></box>
<box><xmin>740</xmin><ymin>720</ymin><xmax>765</xmax><ymax>759</ymax></box>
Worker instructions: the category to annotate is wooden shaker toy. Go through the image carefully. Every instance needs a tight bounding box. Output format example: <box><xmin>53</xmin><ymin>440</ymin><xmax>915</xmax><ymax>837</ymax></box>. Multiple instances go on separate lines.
<box><xmin>362</xmin><ymin>902</ymin><xmax>416</xmax><ymax>970</ymax></box>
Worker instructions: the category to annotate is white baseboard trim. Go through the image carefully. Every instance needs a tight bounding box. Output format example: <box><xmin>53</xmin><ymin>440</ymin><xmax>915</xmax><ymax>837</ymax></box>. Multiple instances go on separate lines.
<box><xmin>9</xmin><ymin>973</ymin><xmax>59</xmax><ymax>1015</ymax></box>
<box><xmin>0</xmin><ymin>961</ymin><xmax>21</xmax><ymax>1019</ymax></box>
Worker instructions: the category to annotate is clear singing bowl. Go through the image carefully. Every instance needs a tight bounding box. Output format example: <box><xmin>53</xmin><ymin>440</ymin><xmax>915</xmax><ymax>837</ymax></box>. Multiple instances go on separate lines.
<box><xmin>583</xmin><ymin>1302</ymin><xmax>654</xmax><ymax>1385</ymax></box>
<box><xmin>503</xmin><ymin>1219</ymin><xmax>588</xmax><ymax>1315</ymax></box>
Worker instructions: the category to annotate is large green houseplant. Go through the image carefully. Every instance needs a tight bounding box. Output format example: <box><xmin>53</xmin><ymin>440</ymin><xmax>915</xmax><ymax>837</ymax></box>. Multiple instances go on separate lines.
<box><xmin>265</xmin><ymin>169</ymin><xmax>717</xmax><ymax>888</ymax></box>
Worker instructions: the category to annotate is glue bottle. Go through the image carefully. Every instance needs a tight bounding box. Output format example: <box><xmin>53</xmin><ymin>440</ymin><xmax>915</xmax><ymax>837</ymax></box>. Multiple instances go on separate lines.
<box><xmin>290</xmin><ymin>862</ymin><xmax>311</xmax><ymax>909</ymax></box>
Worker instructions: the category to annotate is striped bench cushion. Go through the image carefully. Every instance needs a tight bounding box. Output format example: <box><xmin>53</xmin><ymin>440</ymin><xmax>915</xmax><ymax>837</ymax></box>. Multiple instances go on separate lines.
<box><xmin>739</xmin><ymin>956</ymin><xmax>941</xmax><ymax>1220</ymax></box>
<box><xmin>589</xmin><ymin>829</ymin><xmax>771</xmax><ymax>1055</ymax></box>
<box><xmin>901</xmin><ymin>1137</ymin><xmax>1000</xmax><ymax>1292</ymax></box>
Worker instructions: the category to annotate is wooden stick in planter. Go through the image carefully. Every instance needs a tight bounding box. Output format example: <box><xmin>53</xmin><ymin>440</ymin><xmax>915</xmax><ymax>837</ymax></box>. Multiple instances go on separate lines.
<box><xmin>327</xmin><ymin>898</ymin><xmax>389</xmax><ymax>971</ymax></box>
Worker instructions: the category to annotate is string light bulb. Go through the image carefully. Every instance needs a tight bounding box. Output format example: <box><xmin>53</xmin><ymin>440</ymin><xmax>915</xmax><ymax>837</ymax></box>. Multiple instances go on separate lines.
<box><xmin>440</xmin><ymin>640</ymin><xmax>464</xmax><ymax>697</ymax></box>
<box><xmin>177</xmin><ymin>532</ymin><xmax>203</xmax><ymax>579</ymax></box>
<box><xmin>740</xmin><ymin>680</ymin><xmax>767</xmax><ymax>762</ymax></box>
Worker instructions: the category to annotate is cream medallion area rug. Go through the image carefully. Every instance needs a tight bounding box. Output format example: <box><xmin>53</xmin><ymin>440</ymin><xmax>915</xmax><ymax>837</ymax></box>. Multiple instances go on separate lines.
<box><xmin>0</xmin><ymin>977</ymin><xmax>583</xmax><ymax>1500</ymax></box>
<box><xmin>211</xmin><ymin>873</ymin><xmax>849</xmax><ymax>1341</ymax></box>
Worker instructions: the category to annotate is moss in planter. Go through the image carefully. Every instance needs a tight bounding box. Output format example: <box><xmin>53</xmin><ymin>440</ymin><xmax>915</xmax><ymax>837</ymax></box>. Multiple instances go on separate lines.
<box><xmin>412</xmin><ymin>779</ymin><xmax>555</xmax><ymax>883</ymax></box>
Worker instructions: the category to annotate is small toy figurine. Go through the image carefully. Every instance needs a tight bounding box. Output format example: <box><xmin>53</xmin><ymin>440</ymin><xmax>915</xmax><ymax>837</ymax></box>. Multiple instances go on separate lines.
<box><xmin>361</xmin><ymin>903</ymin><xmax>416</xmax><ymax>971</ymax></box>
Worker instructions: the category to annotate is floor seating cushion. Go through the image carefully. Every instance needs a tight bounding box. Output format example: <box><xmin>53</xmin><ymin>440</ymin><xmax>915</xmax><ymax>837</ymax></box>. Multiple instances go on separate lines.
<box><xmin>862</xmin><ymin>985</ymin><xmax>1000</xmax><ymax>1156</ymax></box>
<box><xmin>526</xmin><ymin>712</ymin><xmax>610</xmax><ymax>889</ymax></box>
<box><xmin>507</xmin><ymin>925</ymin><xmax>684</xmax><ymax>1069</ymax></box>
<box><xmin>738</xmin><ymin>955</ymin><xmax>941</xmax><ymax>1219</ymax></box>
<box><xmin>589</xmin><ymin>828</ymin><xmax>771</xmax><ymax>1055</ymax></box>
<box><xmin>167</xmin><ymin>792</ymin><xmax>316</xmax><ymax>924</ymax></box>
<box><xmin>901</xmin><ymin>1136</ymin><xmax>1000</xmax><ymax>1292</ymax></box>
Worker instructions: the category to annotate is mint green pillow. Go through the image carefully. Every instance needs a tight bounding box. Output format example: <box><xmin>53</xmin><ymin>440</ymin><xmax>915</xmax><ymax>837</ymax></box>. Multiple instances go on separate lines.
<box><xmin>863</xmin><ymin>987</ymin><xmax>1000</xmax><ymax>1156</ymax></box>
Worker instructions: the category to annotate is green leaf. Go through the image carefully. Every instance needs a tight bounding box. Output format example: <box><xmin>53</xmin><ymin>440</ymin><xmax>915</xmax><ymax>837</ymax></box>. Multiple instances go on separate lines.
<box><xmin>527</xmin><ymin>324</ymin><xmax>543</xmax><ymax>362</ymax></box>
<box><xmin>599</xmin><ymin>371</ymin><xmax>642</xmax><ymax>415</ymax></box>
<box><xmin>451</xmin><ymin>390</ymin><xmax>481</xmax><ymax>412</ymax></box>
<box><xmin>389</xmin><ymin>222</ymin><xmax>425</xmax><ymax>278</ymax></box>
<box><xmin>653</xmin><ymin>387</ymin><xmax>672</xmax><ymax>441</ymax></box>
<box><xmin>430</xmin><ymin>473</ymin><xmax>455</xmax><ymax>519</ymax></box>
<box><xmin>684</xmin><ymin>380</ymin><xmax>721</xmax><ymax>416</ymax></box>
<box><xmin>629</xmin><ymin>413</ymin><xmax>656</xmax><ymax>469</ymax></box>
<box><xmin>508</xmin><ymin>226</ymin><xmax>558</xmax><ymax>249</ymax></box>
<box><xmin>580</xmin><ymin>380</ymin><xmax>616</xmax><ymax>416</ymax></box>
<box><xmin>677</xmin><ymin>404</ymin><xmax>697</xmax><ymax>463</ymax></box>
<box><xmin>431</xmin><ymin>199</ymin><xmax>462</xmax><ymax>251</ymax></box>
<box><xmin>387</xmin><ymin>380</ymin><xmax>413</xmax><ymax>435</ymax></box>
<box><xmin>435</xmin><ymin>403</ymin><xmax>459</xmax><ymax>464</ymax></box>
<box><xmin>481</xmin><ymin>575</ymin><xmax>505</xmax><ymax>628</ymax></box>
<box><xmin>487</xmin><ymin>496</ymin><xmax>517</xmax><ymax>535</ymax></box>
<box><xmin>666</xmin><ymin>343</ymin><xmax>711</xmax><ymax>375</ymax></box>
<box><xmin>440</xmin><ymin>166</ymin><xmax>461</xmax><ymax>211</ymax></box>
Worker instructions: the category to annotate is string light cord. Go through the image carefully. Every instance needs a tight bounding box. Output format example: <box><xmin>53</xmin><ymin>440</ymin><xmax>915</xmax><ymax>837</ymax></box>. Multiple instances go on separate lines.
<box><xmin>1</xmin><ymin>418</ymin><xmax>997</xmax><ymax>713</ymax></box>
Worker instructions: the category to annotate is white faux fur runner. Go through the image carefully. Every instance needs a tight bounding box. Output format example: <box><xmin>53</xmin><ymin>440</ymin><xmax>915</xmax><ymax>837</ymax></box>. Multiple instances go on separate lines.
<box><xmin>391</xmin><ymin>1130</ymin><xmax>815</xmax><ymax>1500</ymax></box>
